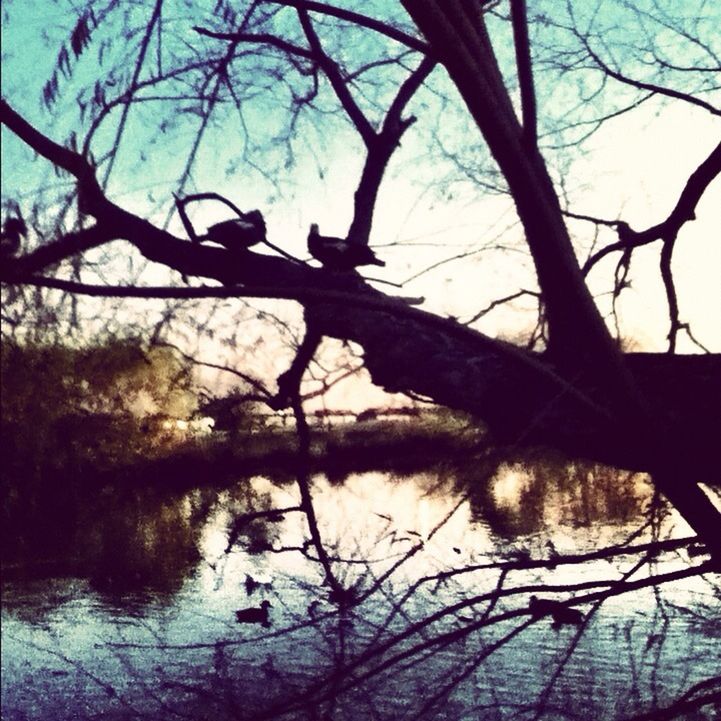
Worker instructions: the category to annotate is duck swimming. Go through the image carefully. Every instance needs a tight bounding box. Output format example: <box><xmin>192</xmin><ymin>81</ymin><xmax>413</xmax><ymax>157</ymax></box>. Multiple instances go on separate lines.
<box><xmin>244</xmin><ymin>573</ymin><xmax>272</xmax><ymax>596</ymax></box>
<box><xmin>235</xmin><ymin>599</ymin><xmax>272</xmax><ymax>627</ymax></box>
<box><xmin>529</xmin><ymin>595</ymin><xmax>584</xmax><ymax>628</ymax></box>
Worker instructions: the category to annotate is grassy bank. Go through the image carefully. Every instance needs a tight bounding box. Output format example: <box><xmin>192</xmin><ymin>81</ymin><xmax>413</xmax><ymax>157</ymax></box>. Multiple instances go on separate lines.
<box><xmin>74</xmin><ymin>415</ymin><xmax>487</xmax><ymax>490</ymax></box>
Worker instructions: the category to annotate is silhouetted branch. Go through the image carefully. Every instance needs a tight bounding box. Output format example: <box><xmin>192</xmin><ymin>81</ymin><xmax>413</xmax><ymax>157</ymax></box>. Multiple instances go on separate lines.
<box><xmin>571</xmin><ymin>20</ymin><xmax>721</xmax><ymax>117</ymax></box>
<box><xmin>510</xmin><ymin>0</ymin><xmax>537</xmax><ymax>148</ymax></box>
<box><xmin>576</xmin><ymin>140</ymin><xmax>721</xmax><ymax>350</ymax></box>
<box><xmin>165</xmin><ymin>3</ymin><xmax>263</xmax><ymax>226</ymax></box>
<box><xmin>173</xmin><ymin>192</ymin><xmax>303</xmax><ymax>263</ymax></box>
<box><xmin>464</xmin><ymin>289</ymin><xmax>540</xmax><ymax>325</ymax></box>
<box><xmin>274</xmin><ymin>320</ymin><xmax>323</xmax><ymax>408</ymax></box>
<box><xmin>269</xmin><ymin>0</ymin><xmax>430</xmax><ymax>53</ymax></box>
<box><xmin>620</xmin><ymin>676</ymin><xmax>721</xmax><ymax>721</ymax></box>
<box><xmin>347</xmin><ymin>54</ymin><xmax>436</xmax><ymax>245</ymax></box>
<box><xmin>659</xmin><ymin>231</ymin><xmax>681</xmax><ymax>352</ymax></box>
<box><xmin>581</xmin><ymin>141</ymin><xmax>721</xmax><ymax>276</ymax></box>
<box><xmin>248</xmin><ymin>315</ymin><xmax>351</xmax><ymax>597</ymax></box>
<box><xmin>101</xmin><ymin>0</ymin><xmax>164</xmax><ymax>187</ymax></box>
<box><xmin>0</xmin><ymin>225</ymin><xmax>114</xmax><ymax>280</ymax></box>
<box><xmin>192</xmin><ymin>26</ymin><xmax>314</xmax><ymax>59</ymax></box>
<box><xmin>297</xmin><ymin>9</ymin><xmax>376</xmax><ymax>145</ymax></box>
<box><xmin>153</xmin><ymin>340</ymin><xmax>274</xmax><ymax>399</ymax></box>
<box><xmin>0</xmin><ymin>99</ymin><xmax>98</xmax><ymax>184</ymax></box>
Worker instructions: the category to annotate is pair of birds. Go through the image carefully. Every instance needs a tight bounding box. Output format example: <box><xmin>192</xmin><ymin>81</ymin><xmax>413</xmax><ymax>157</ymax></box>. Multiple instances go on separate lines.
<box><xmin>3</xmin><ymin>211</ymin><xmax>385</xmax><ymax>270</ymax></box>
<box><xmin>204</xmin><ymin>213</ymin><xmax>384</xmax><ymax>271</ymax></box>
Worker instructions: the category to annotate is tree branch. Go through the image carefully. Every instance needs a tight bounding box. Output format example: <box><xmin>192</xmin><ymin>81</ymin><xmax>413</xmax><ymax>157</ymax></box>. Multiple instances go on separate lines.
<box><xmin>573</xmin><ymin>24</ymin><xmax>721</xmax><ymax>117</ymax></box>
<box><xmin>510</xmin><ymin>0</ymin><xmax>537</xmax><ymax>148</ymax></box>
<box><xmin>269</xmin><ymin>0</ymin><xmax>430</xmax><ymax>54</ymax></box>
<box><xmin>346</xmin><ymin>55</ymin><xmax>436</xmax><ymax>246</ymax></box>
<box><xmin>274</xmin><ymin>319</ymin><xmax>323</xmax><ymax>407</ymax></box>
<box><xmin>383</xmin><ymin>55</ymin><xmax>436</xmax><ymax>133</ymax></box>
<box><xmin>659</xmin><ymin>231</ymin><xmax>681</xmax><ymax>353</ymax></box>
<box><xmin>582</xmin><ymin>140</ymin><xmax>721</xmax><ymax>275</ymax></box>
<box><xmin>277</xmin><ymin>321</ymin><xmax>346</xmax><ymax>600</ymax></box>
<box><xmin>1</xmin><ymin>100</ymin><xmax>308</xmax><ymax>283</ymax></box>
<box><xmin>1</xmin><ymin>100</ymin><xmax>97</xmax><ymax>185</ymax></box>
<box><xmin>193</xmin><ymin>26</ymin><xmax>314</xmax><ymax>59</ymax></box>
<box><xmin>463</xmin><ymin>289</ymin><xmax>540</xmax><ymax>325</ymax></box>
<box><xmin>101</xmin><ymin>0</ymin><xmax>163</xmax><ymax>187</ymax></box>
<box><xmin>297</xmin><ymin>8</ymin><xmax>376</xmax><ymax>145</ymax></box>
<box><xmin>0</xmin><ymin>226</ymin><xmax>115</xmax><ymax>279</ymax></box>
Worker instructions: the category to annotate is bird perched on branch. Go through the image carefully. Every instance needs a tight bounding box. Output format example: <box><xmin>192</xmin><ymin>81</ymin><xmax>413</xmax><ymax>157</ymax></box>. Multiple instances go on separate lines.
<box><xmin>529</xmin><ymin>595</ymin><xmax>584</xmax><ymax>628</ymax></box>
<box><xmin>0</xmin><ymin>217</ymin><xmax>27</xmax><ymax>258</ymax></box>
<box><xmin>205</xmin><ymin>210</ymin><xmax>266</xmax><ymax>251</ymax></box>
<box><xmin>308</xmin><ymin>223</ymin><xmax>385</xmax><ymax>270</ymax></box>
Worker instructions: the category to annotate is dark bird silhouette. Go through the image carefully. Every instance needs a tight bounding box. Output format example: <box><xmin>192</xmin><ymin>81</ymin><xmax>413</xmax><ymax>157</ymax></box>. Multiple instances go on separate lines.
<box><xmin>1</xmin><ymin>217</ymin><xmax>27</xmax><ymax>258</ymax></box>
<box><xmin>529</xmin><ymin>595</ymin><xmax>584</xmax><ymax>628</ymax></box>
<box><xmin>243</xmin><ymin>573</ymin><xmax>272</xmax><ymax>596</ymax></box>
<box><xmin>244</xmin><ymin>573</ymin><xmax>259</xmax><ymax>596</ymax></box>
<box><xmin>206</xmin><ymin>210</ymin><xmax>266</xmax><ymax>251</ymax></box>
<box><xmin>307</xmin><ymin>224</ymin><xmax>385</xmax><ymax>270</ymax></box>
<box><xmin>235</xmin><ymin>599</ymin><xmax>271</xmax><ymax>627</ymax></box>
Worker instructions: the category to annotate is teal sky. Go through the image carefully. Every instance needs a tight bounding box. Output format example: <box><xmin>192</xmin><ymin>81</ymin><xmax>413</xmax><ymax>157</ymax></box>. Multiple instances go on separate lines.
<box><xmin>2</xmin><ymin>0</ymin><xmax>719</xmax><ymax>383</ymax></box>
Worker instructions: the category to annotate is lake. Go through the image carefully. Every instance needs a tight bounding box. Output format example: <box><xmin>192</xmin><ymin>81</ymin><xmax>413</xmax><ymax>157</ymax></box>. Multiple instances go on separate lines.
<box><xmin>2</xmin><ymin>459</ymin><xmax>720</xmax><ymax>720</ymax></box>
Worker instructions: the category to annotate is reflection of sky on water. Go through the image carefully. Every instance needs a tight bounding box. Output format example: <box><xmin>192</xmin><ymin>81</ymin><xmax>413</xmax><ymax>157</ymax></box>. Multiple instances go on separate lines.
<box><xmin>2</xmin><ymin>468</ymin><xmax>719</xmax><ymax>720</ymax></box>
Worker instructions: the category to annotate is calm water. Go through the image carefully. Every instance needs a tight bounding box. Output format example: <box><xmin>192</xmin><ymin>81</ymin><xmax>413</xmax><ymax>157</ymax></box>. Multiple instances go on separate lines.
<box><xmin>2</xmin><ymin>463</ymin><xmax>720</xmax><ymax>720</ymax></box>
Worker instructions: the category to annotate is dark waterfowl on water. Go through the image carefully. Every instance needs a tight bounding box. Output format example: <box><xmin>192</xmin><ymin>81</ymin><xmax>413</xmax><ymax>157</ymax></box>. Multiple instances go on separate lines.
<box><xmin>307</xmin><ymin>224</ymin><xmax>385</xmax><ymax>270</ymax></box>
<box><xmin>206</xmin><ymin>210</ymin><xmax>266</xmax><ymax>251</ymax></box>
<box><xmin>244</xmin><ymin>573</ymin><xmax>273</xmax><ymax>596</ymax></box>
<box><xmin>244</xmin><ymin>573</ymin><xmax>259</xmax><ymax>596</ymax></box>
<box><xmin>235</xmin><ymin>599</ymin><xmax>272</xmax><ymax>627</ymax></box>
<box><xmin>529</xmin><ymin>595</ymin><xmax>584</xmax><ymax>628</ymax></box>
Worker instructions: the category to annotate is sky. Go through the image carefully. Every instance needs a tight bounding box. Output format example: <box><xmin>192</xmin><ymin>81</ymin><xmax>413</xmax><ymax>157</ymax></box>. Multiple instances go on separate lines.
<box><xmin>1</xmin><ymin>0</ymin><xmax>720</xmax><ymax>409</ymax></box>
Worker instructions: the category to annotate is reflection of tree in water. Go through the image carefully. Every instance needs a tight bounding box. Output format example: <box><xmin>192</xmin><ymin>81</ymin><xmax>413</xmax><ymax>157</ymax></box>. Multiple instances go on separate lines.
<box><xmin>2</xmin><ymin>393</ymin><xmax>718</xmax><ymax>720</ymax></box>
<box><xmin>86</xmin><ymin>487</ymin><xmax>209</xmax><ymax>597</ymax></box>
<box><xmin>2</xmin><ymin>486</ymin><xmax>218</xmax><ymax>616</ymax></box>
<box><xmin>119</xmin><ymin>474</ymin><xmax>715</xmax><ymax>721</ymax></box>
<box><xmin>461</xmin><ymin>452</ymin><xmax>653</xmax><ymax>541</ymax></box>
<box><xmin>3</xmin><ymin>460</ymin><xmax>719</xmax><ymax>720</ymax></box>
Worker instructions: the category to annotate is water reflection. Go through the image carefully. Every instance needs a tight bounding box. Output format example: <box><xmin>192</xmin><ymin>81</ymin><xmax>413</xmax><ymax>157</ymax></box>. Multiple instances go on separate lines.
<box><xmin>2</xmin><ymin>460</ymin><xmax>719</xmax><ymax>721</ymax></box>
<box><xmin>461</xmin><ymin>457</ymin><xmax>652</xmax><ymax>541</ymax></box>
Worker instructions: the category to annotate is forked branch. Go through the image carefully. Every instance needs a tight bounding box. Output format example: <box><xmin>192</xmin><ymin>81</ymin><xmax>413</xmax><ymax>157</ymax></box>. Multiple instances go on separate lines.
<box><xmin>581</xmin><ymin>141</ymin><xmax>721</xmax><ymax>276</ymax></box>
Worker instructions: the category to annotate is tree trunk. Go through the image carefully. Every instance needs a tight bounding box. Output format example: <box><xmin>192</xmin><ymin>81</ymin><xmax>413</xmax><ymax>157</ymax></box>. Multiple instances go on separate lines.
<box><xmin>398</xmin><ymin>0</ymin><xmax>721</xmax><ymax>561</ymax></box>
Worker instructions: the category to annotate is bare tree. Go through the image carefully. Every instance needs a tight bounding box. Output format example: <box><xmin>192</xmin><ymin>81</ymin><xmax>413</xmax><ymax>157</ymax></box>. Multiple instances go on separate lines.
<box><xmin>1</xmin><ymin>0</ymin><xmax>720</xmax><ymax>578</ymax></box>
